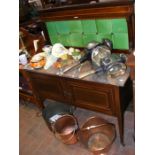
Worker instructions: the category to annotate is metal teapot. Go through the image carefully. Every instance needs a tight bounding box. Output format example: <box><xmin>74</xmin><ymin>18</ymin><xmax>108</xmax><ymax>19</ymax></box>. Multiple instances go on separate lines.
<box><xmin>90</xmin><ymin>39</ymin><xmax>112</xmax><ymax>67</ymax></box>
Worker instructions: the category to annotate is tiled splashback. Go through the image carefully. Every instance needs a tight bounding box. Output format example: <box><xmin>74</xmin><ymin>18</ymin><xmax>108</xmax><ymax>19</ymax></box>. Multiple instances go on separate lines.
<box><xmin>46</xmin><ymin>18</ymin><xmax>129</xmax><ymax>49</ymax></box>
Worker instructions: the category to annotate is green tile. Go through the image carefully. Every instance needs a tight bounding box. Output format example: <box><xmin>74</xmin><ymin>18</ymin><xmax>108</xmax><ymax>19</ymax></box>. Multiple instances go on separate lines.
<box><xmin>55</xmin><ymin>21</ymin><xmax>70</xmax><ymax>34</ymax></box>
<box><xmin>112</xmin><ymin>33</ymin><xmax>129</xmax><ymax>49</ymax></box>
<box><xmin>96</xmin><ymin>19</ymin><xmax>112</xmax><ymax>34</ymax></box>
<box><xmin>81</xmin><ymin>20</ymin><xmax>97</xmax><ymax>34</ymax></box>
<box><xmin>46</xmin><ymin>22</ymin><xmax>57</xmax><ymax>35</ymax></box>
<box><xmin>112</xmin><ymin>19</ymin><xmax>128</xmax><ymax>33</ymax></box>
<box><xmin>97</xmin><ymin>33</ymin><xmax>112</xmax><ymax>42</ymax></box>
<box><xmin>69</xmin><ymin>34</ymin><xmax>84</xmax><ymax>47</ymax></box>
<box><xmin>67</xmin><ymin>20</ymin><xmax>83</xmax><ymax>33</ymax></box>
<box><xmin>46</xmin><ymin>19</ymin><xmax>129</xmax><ymax>49</ymax></box>
<box><xmin>83</xmin><ymin>34</ymin><xmax>98</xmax><ymax>46</ymax></box>
<box><xmin>49</xmin><ymin>35</ymin><xmax>60</xmax><ymax>44</ymax></box>
<box><xmin>59</xmin><ymin>34</ymin><xmax>71</xmax><ymax>46</ymax></box>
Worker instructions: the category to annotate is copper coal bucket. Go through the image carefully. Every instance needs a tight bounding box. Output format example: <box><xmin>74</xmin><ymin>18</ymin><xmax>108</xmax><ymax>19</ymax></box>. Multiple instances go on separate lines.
<box><xmin>79</xmin><ymin>116</ymin><xmax>116</xmax><ymax>155</ymax></box>
<box><xmin>53</xmin><ymin>114</ymin><xmax>79</xmax><ymax>145</ymax></box>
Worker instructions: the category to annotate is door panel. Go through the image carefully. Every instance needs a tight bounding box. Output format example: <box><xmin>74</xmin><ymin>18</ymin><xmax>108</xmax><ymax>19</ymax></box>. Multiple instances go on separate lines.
<box><xmin>28</xmin><ymin>72</ymin><xmax>66</xmax><ymax>102</ymax></box>
<box><xmin>67</xmin><ymin>80</ymin><xmax>115</xmax><ymax>115</ymax></box>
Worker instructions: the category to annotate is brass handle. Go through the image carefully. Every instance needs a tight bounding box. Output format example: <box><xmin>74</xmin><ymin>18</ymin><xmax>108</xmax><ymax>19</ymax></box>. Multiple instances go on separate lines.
<box><xmin>63</xmin><ymin>61</ymin><xmax>80</xmax><ymax>73</ymax></box>
<box><xmin>79</xmin><ymin>70</ymin><xmax>96</xmax><ymax>79</ymax></box>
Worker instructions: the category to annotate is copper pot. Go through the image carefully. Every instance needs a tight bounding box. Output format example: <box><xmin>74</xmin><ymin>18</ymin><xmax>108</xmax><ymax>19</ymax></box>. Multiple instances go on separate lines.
<box><xmin>79</xmin><ymin>117</ymin><xmax>116</xmax><ymax>155</ymax></box>
<box><xmin>53</xmin><ymin>114</ymin><xmax>79</xmax><ymax>145</ymax></box>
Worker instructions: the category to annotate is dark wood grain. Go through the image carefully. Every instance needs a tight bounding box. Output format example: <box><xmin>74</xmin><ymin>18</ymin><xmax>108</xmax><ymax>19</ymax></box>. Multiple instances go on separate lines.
<box><xmin>64</xmin><ymin>78</ymin><xmax>115</xmax><ymax>115</ymax></box>
<box><xmin>19</xmin><ymin>69</ymin><xmax>44</xmax><ymax>109</ymax></box>
<box><xmin>28</xmin><ymin>72</ymin><xmax>67</xmax><ymax>103</ymax></box>
<box><xmin>39</xmin><ymin>0</ymin><xmax>134</xmax><ymax>12</ymax></box>
<box><xmin>39</xmin><ymin>5</ymin><xmax>134</xmax><ymax>21</ymax></box>
<box><xmin>126</xmin><ymin>53</ymin><xmax>135</xmax><ymax>80</ymax></box>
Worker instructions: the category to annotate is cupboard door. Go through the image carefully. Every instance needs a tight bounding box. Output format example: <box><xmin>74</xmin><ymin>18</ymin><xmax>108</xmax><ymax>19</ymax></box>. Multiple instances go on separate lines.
<box><xmin>66</xmin><ymin>80</ymin><xmax>115</xmax><ymax>115</ymax></box>
<box><xmin>28</xmin><ymin>72</ymin><xmax>66</xmax><ymax>102</ymax></box>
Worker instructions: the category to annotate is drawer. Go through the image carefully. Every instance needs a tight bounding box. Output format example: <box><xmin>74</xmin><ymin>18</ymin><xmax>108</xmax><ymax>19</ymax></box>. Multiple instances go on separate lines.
<box><xmin>28</xmin><ymin>72</ymin><xmax>66</xmax><ymax>102</ymax></box>
<box><xmin>66</xmin><ymin>80</ymin><xmax>115</xmax><ymax>115</ymax></box>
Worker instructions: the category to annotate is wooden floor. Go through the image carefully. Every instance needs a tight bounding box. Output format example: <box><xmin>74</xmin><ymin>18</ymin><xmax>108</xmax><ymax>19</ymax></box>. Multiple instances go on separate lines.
<box><xmin>19</xmin><ymin>101</ymin><xmax>135</xmax><ymax>155</ymax></box>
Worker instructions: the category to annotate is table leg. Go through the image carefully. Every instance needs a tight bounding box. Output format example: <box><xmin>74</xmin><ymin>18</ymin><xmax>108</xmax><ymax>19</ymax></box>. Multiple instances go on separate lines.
<box><xmin>117</xmin><ymin>112</ymin><xmax>125</xmax><ymax>146</ymax></box>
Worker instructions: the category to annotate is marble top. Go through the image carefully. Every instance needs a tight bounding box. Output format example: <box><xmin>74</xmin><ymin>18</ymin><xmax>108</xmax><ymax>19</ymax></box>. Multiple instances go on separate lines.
<box><xmin>24</xmin><ymin>59</ymin><xmax>130</xmax><ymax>87</ymax></box>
